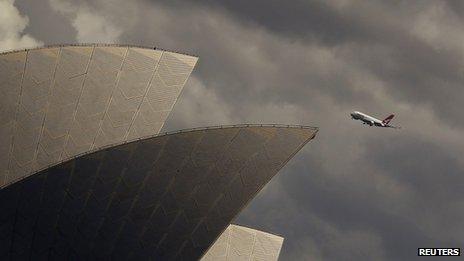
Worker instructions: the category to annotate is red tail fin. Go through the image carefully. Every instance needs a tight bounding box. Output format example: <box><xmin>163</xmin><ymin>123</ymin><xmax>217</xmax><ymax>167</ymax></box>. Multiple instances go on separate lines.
<box><xmin>382</xmin><ymin>114</ymin><xmax>394</xmax><ymax>124</ymax></box>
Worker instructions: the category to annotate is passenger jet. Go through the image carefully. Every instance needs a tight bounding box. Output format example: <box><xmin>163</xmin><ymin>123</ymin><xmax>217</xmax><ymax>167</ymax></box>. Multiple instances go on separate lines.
<box><xmin>350</xmin><ymin>111</ymin><xmax>400</xmax><ymax>129</ymax></box>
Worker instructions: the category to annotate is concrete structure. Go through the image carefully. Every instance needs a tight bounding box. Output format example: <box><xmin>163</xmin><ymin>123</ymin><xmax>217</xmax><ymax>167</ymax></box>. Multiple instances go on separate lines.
<box><xmin>0</xmin><ymin>125</ymin><xmax>316</xmax><ymax>260</ymax></box>
<box><xmin>0</xmin><ymin>45</ymin><xmax>318</xmax><ymax>260</ymax></box>
<box><xmin>202</xmin><ymin>224</ymin><xmax>284</xmax><ymax>261</ymax></box>
<box><xmin>0</xmin><ymin>44</ymin><xmax>197</xmax><ymax>186</ymax></box>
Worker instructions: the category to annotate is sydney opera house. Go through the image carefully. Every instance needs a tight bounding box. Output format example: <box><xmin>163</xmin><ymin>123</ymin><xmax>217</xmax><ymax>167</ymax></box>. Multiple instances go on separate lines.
<box><xmin>0</xmin><ymin>44</ymin><xmax>317</xmax><ymax>260</ymax></box>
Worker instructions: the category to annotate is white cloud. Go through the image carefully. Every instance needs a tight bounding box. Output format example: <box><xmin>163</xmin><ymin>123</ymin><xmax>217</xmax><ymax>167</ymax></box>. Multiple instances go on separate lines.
<box><xmin>0</xmin><ymin>0</ymin><xmax>42</xmax><ymax>52</ymax></box>
<box><xmin>71</xmin><ymin>10</ymin><xmax>121</xmax><ymax>43</ymax></box>
<box><xmin>48</xmin><ymin>0</ymin><xmax>137</xmax><ymax>43</ymax></box>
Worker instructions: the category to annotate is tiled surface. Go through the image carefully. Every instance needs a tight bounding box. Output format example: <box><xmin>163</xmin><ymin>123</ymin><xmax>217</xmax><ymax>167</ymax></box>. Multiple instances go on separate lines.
<box><xmin>202</xmin><ymin>224</ymin><xmax>284</xmax><ymax>261</ymax></box>
<box><xmin>0</xmin><ymin>126</ymin><xmax>316</xmax><ymax>260</ymax></box>
<box><xmin>0</xmin><ymin>45</ymin><xmax>198</xmax><ymax>186</ymax></box>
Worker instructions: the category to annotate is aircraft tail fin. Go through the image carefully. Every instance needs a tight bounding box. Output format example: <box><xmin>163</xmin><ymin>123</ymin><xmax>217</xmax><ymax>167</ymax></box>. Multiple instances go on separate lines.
<box><xmin>382</xmin><ymin>114</ymin><xmax>394</xmax><ymax>124</ymax></box>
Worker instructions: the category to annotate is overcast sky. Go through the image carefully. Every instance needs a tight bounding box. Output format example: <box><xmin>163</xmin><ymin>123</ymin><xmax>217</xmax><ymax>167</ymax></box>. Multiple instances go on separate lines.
<box><xmin>2</xmin><ymin>0</ymin><xmax>464</xmax><ymax>260</ymax></box>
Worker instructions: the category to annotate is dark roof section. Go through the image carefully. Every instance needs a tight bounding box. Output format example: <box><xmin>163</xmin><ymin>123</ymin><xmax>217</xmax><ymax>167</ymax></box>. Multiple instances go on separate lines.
<box><xmin>0</xmin><ymin>125</ymin><xmax>317</xmax><ymax>260</ymax></box>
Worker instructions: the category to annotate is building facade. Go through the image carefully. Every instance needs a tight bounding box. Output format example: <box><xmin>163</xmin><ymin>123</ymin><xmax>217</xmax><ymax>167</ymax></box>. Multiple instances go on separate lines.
<box><xmin>0</xmin><ymin>45</ymin><xmax>317</xmax><ymax>260</ymax></box>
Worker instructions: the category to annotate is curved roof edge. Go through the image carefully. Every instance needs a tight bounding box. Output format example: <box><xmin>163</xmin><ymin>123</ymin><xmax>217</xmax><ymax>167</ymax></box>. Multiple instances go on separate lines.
<box><xmin>0</xmin><ymin>43</ymin><xmax>199</xmax><ymax>58</ymax></box>
<box><xmin>1</xmin><ymin>124</ymin><xmax>318</xmax><ymax>189</ymax></box>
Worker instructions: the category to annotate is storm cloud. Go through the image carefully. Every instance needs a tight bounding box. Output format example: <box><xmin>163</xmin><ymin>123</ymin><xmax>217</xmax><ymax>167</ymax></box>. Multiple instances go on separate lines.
<box><xmin>2</xmin><ymin>0</ymin><xmax>464</xmax><ymax>260</ymax></box>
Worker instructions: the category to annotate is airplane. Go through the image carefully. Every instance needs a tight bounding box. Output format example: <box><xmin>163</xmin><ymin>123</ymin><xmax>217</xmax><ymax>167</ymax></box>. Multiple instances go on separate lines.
<box><xmin>350</xmin><ymin>111</ymin><xmax>401</xmax><ymax>129</ymax></box>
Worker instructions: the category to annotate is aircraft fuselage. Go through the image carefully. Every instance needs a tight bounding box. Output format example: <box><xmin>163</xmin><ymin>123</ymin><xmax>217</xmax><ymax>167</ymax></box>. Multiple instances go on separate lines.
<box><xmin>350</xmin><ymin>111</ymin><xmax>387</xmax><ymax>127</ymax></box>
